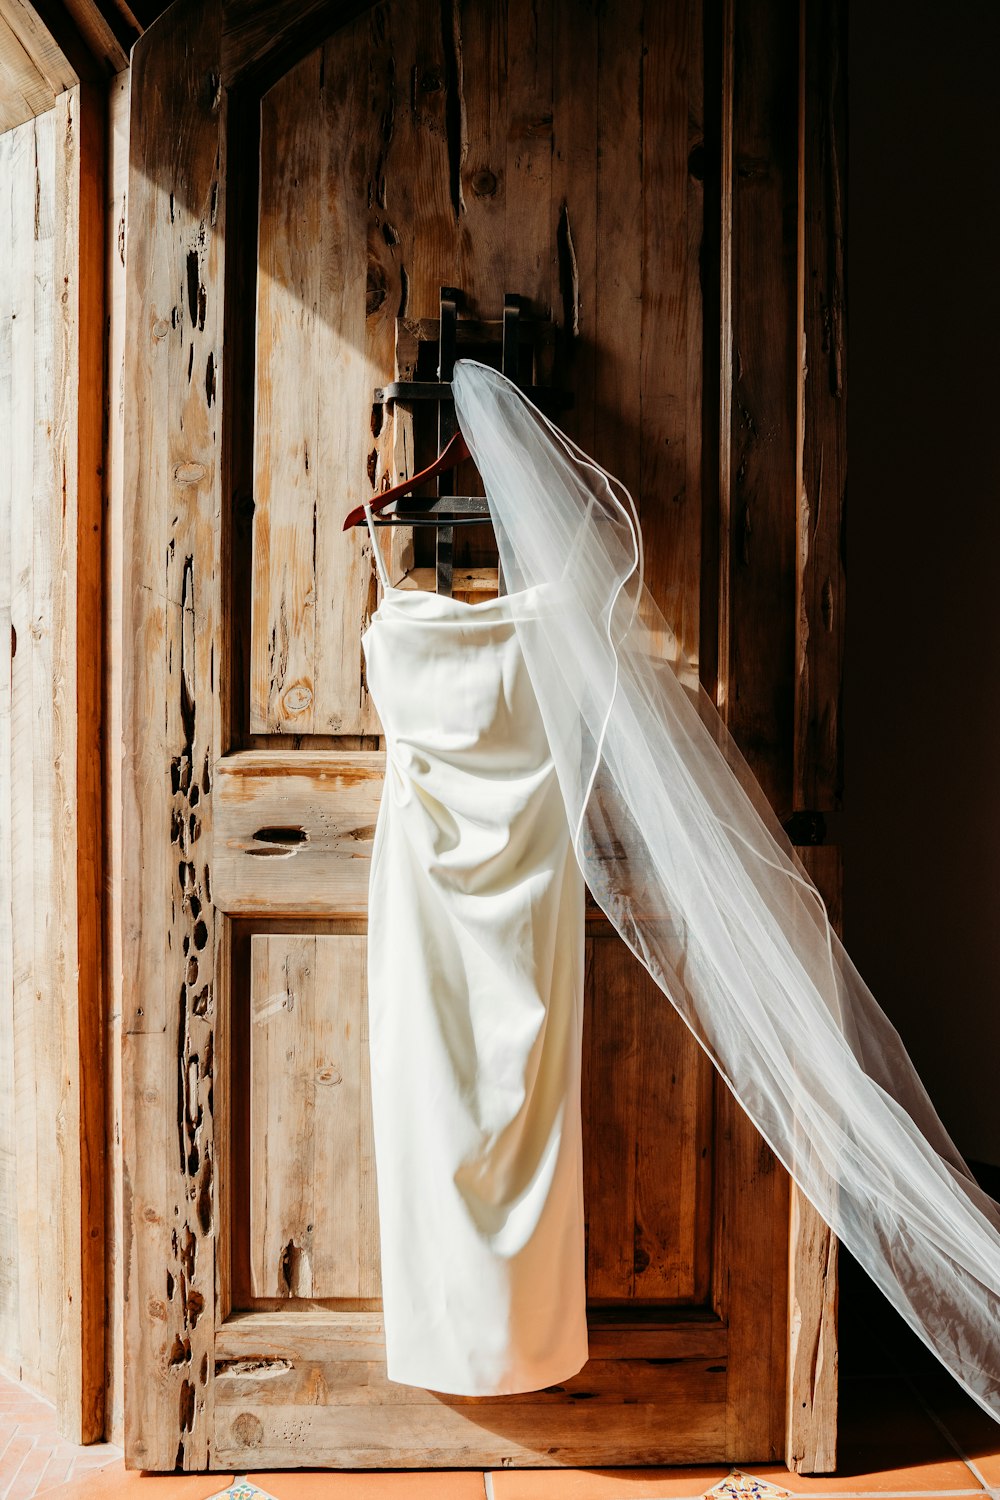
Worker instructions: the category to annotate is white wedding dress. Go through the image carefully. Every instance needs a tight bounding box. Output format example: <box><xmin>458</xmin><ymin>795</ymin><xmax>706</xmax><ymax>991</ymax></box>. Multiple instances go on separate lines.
<box><xmin>350</xmin><ymin>357</ymin><xmax>1000</xmax><ymax>1422</ymax></box>
<box><xmin>361</xmin><ymin>507</ymin><xmax>589</xmax><ymax>1396</ymax></box>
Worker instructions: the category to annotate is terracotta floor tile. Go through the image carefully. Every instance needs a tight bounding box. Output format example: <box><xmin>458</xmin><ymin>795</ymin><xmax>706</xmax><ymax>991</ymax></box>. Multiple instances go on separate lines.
<box><xmin>487</xmin><ymin>1466</ymin><xmax>730</xmax><ymax>1499</ymax></box>
<box><xmin>904</xmin><ymin>1366</ymin><xmax>1000</xmax><ymax>1490</ymax></box>
<box><xmin>33</xmin><ymin>1448</ymin><xmax>76</xmax><ymax>1496</ymax></box>
<box><xmin>246</xmin><ymin>1470</ymin><xmax>487</xmax><ymax>1499</ymax></box>
<box><xmin>734</xmin><ymin>1379</ymin><xmax>983</xmax><ymax>1495</ymax></box>
<box><xmin>5</xmin><ymin>1417</ymin><xmax>60</xmax><ymax>1435</ymax></box>
<box><xmin>2</xmin><ymin>1435</ymin><xmax>37</xmax><ymax>1491</ymax></box>
<box><xmin>7</xmin><ymin>1441</ymin><xmax>54</xmax><ymax>1500</ymax></box>
<box><xmin>37</xmin><ymin>1463</ymin><xmax>234</xmax><ymax>1500</ymax></box>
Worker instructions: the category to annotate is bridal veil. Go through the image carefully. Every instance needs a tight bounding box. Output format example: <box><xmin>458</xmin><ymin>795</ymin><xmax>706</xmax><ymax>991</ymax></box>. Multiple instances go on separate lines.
<box><xmin>450</xmin><ymin>355</ymin><xmax>1000</xmax><ymax>1422</ymax></box>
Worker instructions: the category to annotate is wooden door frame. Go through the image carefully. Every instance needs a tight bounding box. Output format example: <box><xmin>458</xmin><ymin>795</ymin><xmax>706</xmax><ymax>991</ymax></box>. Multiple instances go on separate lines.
<box><xmin>121</xmin><ymin>0</ymin><xmax>844</xmax><ymax>1472</ymax></box>
<box><xmin>0</xmin><ymin>48</ymin><xmax>107</xmax><ymax>1442</ymax></box>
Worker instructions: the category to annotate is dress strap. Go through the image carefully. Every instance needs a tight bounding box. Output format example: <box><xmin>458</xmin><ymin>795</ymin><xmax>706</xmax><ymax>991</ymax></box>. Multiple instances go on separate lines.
<box><xmin>363</xmin><ymin>500</ymin><xmax>392</xmax><ymax>589</ymax></box>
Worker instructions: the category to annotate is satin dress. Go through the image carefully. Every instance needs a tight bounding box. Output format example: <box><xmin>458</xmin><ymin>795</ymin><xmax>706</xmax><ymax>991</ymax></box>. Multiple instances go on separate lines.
<box><xmin>360</xmin><ymin>509</ymin><xmax>589</xmax><ymax>1397</ymax></box>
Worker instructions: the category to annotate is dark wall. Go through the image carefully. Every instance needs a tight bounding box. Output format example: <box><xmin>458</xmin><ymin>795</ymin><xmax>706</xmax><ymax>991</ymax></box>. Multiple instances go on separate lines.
<box><xmin>844</xmin><ymin>0</ymin><xmax>1000</xmax><ymax>1163</ymax></box>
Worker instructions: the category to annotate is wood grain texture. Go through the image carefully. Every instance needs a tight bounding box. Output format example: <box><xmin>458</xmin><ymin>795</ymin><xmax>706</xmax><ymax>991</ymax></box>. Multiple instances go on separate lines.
<box><xmin>211</xmin><ymin>1354</ymin><xmax>728</xmax><ymax>1468</ymax></box>
<box><xmin>0</xmin><ymin>83</ymin><xmax>106</xmax><ymax>1447</ymax></box>
<box><xmin>214</xmin><ymin>1306</ymin><xmax>729</xmax><ymax>1360</ymax></box>
<box><xmin>0</xmin><ymin>122</ymin><xmax>19</xmax><ymax>1386</ymax></box>
<box><xmin>7</xmin><ymin>105</ymin><xmax>53</xmax><ymax>1404</ymax></box>
<box><xmin>0</xmin><ymin>0</ymin><xmax>78</xmax><ymax>96</ymax></box>
<box><xmin>0</xmin><ymin>13</ymin><xmax>57</xmax><ymax>129</ymax></box>
<box><xmin>51</xmin><ymin>77</ymin><xmax>108</xmax><ymax>1447</ymax></box>
<box><xmin>584</xmin><ymin>938</ymin><xmax>714</xmax><ymax>1304</ymax></box>
<box><xmin>120</xmin><ymin>0</ymin><xmax>843</xmax><ymax>1470</ymax></box>
<box><xmin>784</xmin><ymin>0</ymin><xmax>845</xmax><ymax>1471</ymax></box>
<box><xmin>795</xmin><ymin>0</ymin><xmax>846</xmax><ymax>814</ymax></box>
<box><xmin>248</xmin><ymin>934</ymin><xmax>380</xmax><ymax>1301</ymax></box>
<box><xmin>121</xmin><ymin>0</ymin><xmax>225</xmax><ymax>1468</ymax></box>
<box><xmin>728</xmin><ymin>0</ymin><xmax>800</xmax><ymax>817</ymax></box>
<box><xmin>212</xmin><ymin>751</ymin><xmax>383</xmax><ymax>917</ymax></box>
<box><xmin>711</xmin><ymin>0</ymin><xmax>841</xmax><ymax>1471</ymax></box>
<box><xmin>103</xmin><ymin>62</ymin><xmax>130</xmax><ymax>1453</ymax></box>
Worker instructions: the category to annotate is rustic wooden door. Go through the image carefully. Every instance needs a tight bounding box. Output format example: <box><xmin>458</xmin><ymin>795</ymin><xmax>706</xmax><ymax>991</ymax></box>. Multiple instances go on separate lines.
<box><xmin>122</xmin><ymin>0</ymin><xmax>844</xmax><ymax>1474</ymax></box>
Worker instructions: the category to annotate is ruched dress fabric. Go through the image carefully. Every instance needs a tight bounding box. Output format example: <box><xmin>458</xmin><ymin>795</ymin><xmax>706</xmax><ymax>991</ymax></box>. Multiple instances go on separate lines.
<box><xmin>360</xmin><ymin>541</ymin><xmax>589</xmax><ymax>1397</ymax></box>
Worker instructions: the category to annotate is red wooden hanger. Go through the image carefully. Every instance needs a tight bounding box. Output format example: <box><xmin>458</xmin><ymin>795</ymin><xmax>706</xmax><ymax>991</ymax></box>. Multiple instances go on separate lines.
<box><xmin>342</xmin><ymin>431</ymin><xmax>471</xmax><ymax>531</ymax></box>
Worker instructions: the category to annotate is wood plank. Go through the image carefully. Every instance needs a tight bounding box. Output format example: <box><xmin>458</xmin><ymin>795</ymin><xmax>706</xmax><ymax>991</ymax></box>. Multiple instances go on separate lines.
<box><xmin>249</xmin><ymin>934</ymin><xmax>379</xmax><ymax>1300</ymax></box>
<box><xmin>0</xmin><ymin>0</ymin><xmax>78</xmax><ymax>96</ymax></box>
<box><xmin>252</xmin><ymin>49</ymin><xmax>323</xmax><ymax>734</ymax></box>
<box><xmin>371</xmin><ymin>0</ymin><xmax>457</xmax><ymax>587</ymax></box>
<box><xmin>0</xmin><ymin>87</ymin><xmax>106</xmax><ymax>1444</ymax></box>
<box><xmin>713</xmin><ymin>0</ymin><xmax>828</xmax><ymax>1466</ymax></box>
<box><xmin>550</xmin><ymin>0</ymin><xmax>598</xmax><ymax>452</ymax></box>
<box><xmin>58</xmin><ymin>0</ymin><xmax>135</xmax><ymax>72</ymax></box>
<box><xmin>214</xmin><ymin>1352</ymin><xmax>725</xmax><ymax>1407</ymax></box>
<box><xmin>103</xmin><ymin>61</ymin><xmax>130</xmax><ymax>1454</ymax></box>
<box><xmin>728</xmin><ymin>0</ymin><xmax>800</xmax><ymax>818</ymax></box>
<box><xmin>312</xmin><ymin>20</ymin><xmax>382</xmax><ymax>735</ymax></box>
<box><xmin>785</xmin><ymin>0</ymin><xmax>845</xmax><ymax>1470</ymax></box>
<box><xmin>122</xmin><ymin>0</ymin><xmax>224</xmax><ymax>1468</ymax></box>
<box><xmin>795</xmin><ymin>0</ymin><xmax>846</xmax><ymax>813</ymax></box>
<box><xmin>639</xmin><ymin>0</ymin><xmax>698</xmax><ymax>651</ymax></box>
<box><xmin>214</xmin><ymin>1307</ymin><xmax>729</xmax><ymax>1362</ymax></box>
<box><xmin>0</xmin><ymin>124</ymin><xmax>18</xmax><ymax>1378</ymax></box>
<box><xmin>455</xmin><ymin>0</ymin><xmax>506</xmax><ymax>310</ymax></box>
<box><xmin>593</xmin><ymin>0</ymin><xmax>642</xmax><ymax>505</ymax></box>
<box><xmin>9</xmin><ymin>107</ymin><xmax>47</xmax><ymax>1399</ymax></box>
<box><xmin>212</xmin><ymin>1360</ymin><xmax>728</xmax><ymax>1468</ymax></box>
<box><xmin>212</xmin><ymin>751</ymin><xmax>383</xmax><ymax>917</ymax></box>
<box><xmin>0</xmin><ymin>14</ymin><xmax>55</xmax><ymax>130</ymax></box>
<box><xmin>582</xmin><ymin>936</ymin><xmax>640</xmax><ymax>1298</ymax></box>
<box><xmin>52</xmin><ymin>79</ymin><xmax>107</xmax><ymax>1446</ymax></box>
<box><xmin>504</xmin><ymin>0</ymin><xmax>553</xmax><ymax>319</ymax></box>
<box><xmin>785</xmin><ymin>843</ymin><xmax>840</xmax><ymax>1472</ymax></box>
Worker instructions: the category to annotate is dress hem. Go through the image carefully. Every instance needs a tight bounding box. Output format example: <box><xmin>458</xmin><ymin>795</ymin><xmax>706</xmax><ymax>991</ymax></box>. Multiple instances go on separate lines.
<box><xmin>384</xmin><ymin>1343</ymin><xmax>591</xmax><ymax>1398</ymax></box>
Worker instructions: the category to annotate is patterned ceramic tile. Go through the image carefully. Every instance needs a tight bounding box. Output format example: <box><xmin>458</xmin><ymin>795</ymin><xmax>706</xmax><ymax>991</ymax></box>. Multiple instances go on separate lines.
<box><xmin>202</xmin><ymin>1482</ymin><xmax>283</xmax><ymax>1500</ymax></box>
<box><xmin>701</xmin><ymin>1473</ymin><xmax>790</xmax><ymax>1500</ymax></box>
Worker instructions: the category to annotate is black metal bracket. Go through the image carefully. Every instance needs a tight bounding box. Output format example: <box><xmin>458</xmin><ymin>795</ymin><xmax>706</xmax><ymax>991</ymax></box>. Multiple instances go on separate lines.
<box><xmin>373</xmin><ymin>286</ymin><xmax>569</xmax><ymax>596</ymax></box>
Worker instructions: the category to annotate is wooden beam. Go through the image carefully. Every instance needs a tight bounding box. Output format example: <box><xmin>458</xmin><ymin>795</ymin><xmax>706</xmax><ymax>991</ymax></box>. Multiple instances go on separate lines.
<box><xmin>784</xmin><ymin>0</ymin><xmax>846</xmax><ymax>1473</ymax></box>
<box><xmin>51</xmin><ymin>77</ymin><xmax>108</xmax><ymax>1446</ymax></box>
<box><xmin>0</xmin><ymin>13</ymin><xmax>60</xmax><ymax>128</ymax></box>
<box><xmin>0</xmin><ymin>0</ymin><xmax>76</xmax><ymax>97</ymax></box>
<box><xmin>715</xmin><ymin>0</ymin><xmax>840</xmax><ymax>1474</ymax></box>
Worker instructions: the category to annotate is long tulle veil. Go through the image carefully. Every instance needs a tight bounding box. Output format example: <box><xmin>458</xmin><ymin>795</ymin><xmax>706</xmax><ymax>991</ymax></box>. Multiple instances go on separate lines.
<box><xmin>450</xmin><ymin>356</ymin><xmax>1000</xmax><ymax>1422</ymax></box>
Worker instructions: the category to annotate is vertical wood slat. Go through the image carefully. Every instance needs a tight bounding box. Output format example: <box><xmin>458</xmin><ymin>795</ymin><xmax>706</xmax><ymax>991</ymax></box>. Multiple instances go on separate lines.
<box><xmin>252</xmin><ymin>51</ymin><xmax>323</xmax><ymax>734</ymax></box>
<box><xmin>584</xmin><ymin>938</ymin><xmax>714</xmax><ymax>1304</ymax></box>
<box><xmin>785</xmin><ymin>0</ymin><xmax>844</xmax><ymax>1472</ymax></box>
<box><xmin>8</xmin><ymin>107</ymin><xmax>49</xmax><ymax>1399</ymax></box>
<box><xmin>122</xmin><ymin>0</ymin><xmax>225</xmax><ymax>1468</ymax></box>
<box><xmin>710</xmin><ymin>0</ymin><xmax>796</xmax><ymax>1460</ymax></box>
<box><xmin>52</xmin><ymin>78</ymin><xmax>108</xmax><ymax>1447</ymax></box>
<box><xmin>249</xmin><ymin>933</ymin><xmax>380</xmax><ymax>1301</ymax></box>
<box><xmin>313</xmin><ymin>22</ymin><xmax>380</xmax><ymax>735</ymax></box>
<box><xmin>104</xmin><ymin>63</ymin><xmax>131</xmax><ymax>1453</ymax></box>
<box><xmin>594</xmin><ymin>0</ymin><xmax>642</xmax><ymax>513</ymax></box>
<box><xmin>639</xmin><ymin>0</ymin><xmax>698</xmax><ymax>653</ymax></box>
<box><xmin>713</xmin><ymin>0</ymin><xmax>840</xmax><ymax>1472</ymax></box>
<box><xmin>709</xmin><ymin>0</ymin><xmax>824</xmax><ymax>1468</ymax></box>
<box><xmin>0</xmin><ymin>86</ymin><xmax>107</xmax><ymax>1444</ymax></box>
<box><xmin>796</xmin><ymin>0</ymin><xmax>846</xmax><ymax>813</ymax></box>
<box><xmin>550</xmin><ymin>0</ymin><xmax>597</xmax><ymax>457</ymax></box>
<box><xmin>0</xmin><ymin>121</ymin><xmax>20</xmax><ymax>1384</ymax></box>
<box><xmin>252</xmin><ymin>27</ymin><xmax>382</xmax><ymax>737</ymax></box>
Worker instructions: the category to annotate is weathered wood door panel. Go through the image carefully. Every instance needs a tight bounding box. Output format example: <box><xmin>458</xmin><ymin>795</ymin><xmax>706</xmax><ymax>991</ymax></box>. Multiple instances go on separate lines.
<box><xmin>122</xmin><ymin>0</ymin><xmax>843</xmax><ymax>1473</ymax></box>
